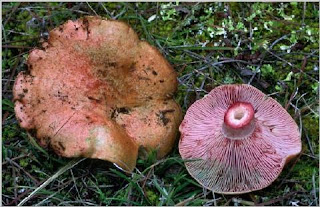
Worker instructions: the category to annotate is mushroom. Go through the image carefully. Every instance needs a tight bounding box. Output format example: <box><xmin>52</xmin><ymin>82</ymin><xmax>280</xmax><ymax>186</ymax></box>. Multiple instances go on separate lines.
<box><xmin>13</xmin><ymin>16</ymin><xmax>182</xmax><ymax>172</ymax></box>
<box><xmin>179</xmin><ymin>84</ymin><xmax>301</xmax><ymax>194</ymax></box>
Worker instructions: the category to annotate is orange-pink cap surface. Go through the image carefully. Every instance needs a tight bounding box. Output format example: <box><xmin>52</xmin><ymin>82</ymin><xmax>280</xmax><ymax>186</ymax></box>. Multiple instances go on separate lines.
<box><xmin>13</xmin><ymin>16</ymin><xmax>182</xmax><ymax>172</ymax></box>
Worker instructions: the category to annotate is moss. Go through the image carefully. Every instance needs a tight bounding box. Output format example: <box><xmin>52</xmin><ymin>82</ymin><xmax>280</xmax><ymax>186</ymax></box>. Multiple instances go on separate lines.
<box><xmin>19</xmin><ymin>158</ymin><xmax>29</xmax><ymax>168</ymax></box>
<box><xmin>290</xmin><ymin>160</ymin><xmax>319</xmax><ymax>191</ymax></box>
<box><xmin>145</xmin><ymin>188</ymin><xmax>159</xmax><ymax>205</ymax></box>
<box><xmin>302</xmin><ymin>115</ymin><xmax>319</xmax><ymax>154</ymax></box>
<box><xmin>2</xmin><ymin>125</ymin><xmax>20</xmax><ymax>141</ymax></box>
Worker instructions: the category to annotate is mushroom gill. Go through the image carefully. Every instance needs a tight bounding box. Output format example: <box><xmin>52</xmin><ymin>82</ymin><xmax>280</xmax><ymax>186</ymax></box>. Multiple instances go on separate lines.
<box><xmin>179</xmin><ymin>84</ymin><xmax>301</xmax><ymax>194</ymax></box>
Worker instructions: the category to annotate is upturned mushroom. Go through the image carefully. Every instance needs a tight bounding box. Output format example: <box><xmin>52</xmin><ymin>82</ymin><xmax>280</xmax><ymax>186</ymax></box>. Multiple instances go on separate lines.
<box><xmin>179</xmin><ymin>84</ymin><xmax>301</xmax><ymax>194</ymax></box>
<box><xmin>13</xmin><ymin>16</ymin><xmax>182</xmax><ymax>172</ymax></box>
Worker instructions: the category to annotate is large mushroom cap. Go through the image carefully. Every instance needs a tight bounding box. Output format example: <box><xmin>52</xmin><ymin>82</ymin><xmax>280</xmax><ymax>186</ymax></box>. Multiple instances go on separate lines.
<box><xmin>179</xmin><ymin>84</ymin><xmax>301</xmax><ymax>194</ymax></box>
<box><xmin>13</xmin><ymin>16</ymin><xmax>182</xmax><ymax>172</ymax></box>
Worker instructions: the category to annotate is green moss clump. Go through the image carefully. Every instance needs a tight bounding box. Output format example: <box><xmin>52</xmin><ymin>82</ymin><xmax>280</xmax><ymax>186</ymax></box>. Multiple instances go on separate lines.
<box><xmin>2</xmin><ymin>125</ymin><xmax>20</xmax><ymax>141</ymax></box>
<box><xmin>145</xmin><ymin>188</ymin><xmax>159</xmax><ymax>205</ymax></box>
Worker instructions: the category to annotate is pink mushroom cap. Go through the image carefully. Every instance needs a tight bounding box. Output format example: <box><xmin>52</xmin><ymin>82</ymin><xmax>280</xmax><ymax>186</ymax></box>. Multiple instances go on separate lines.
<box><xmin>179</xmin><ymin>84</ymin><xmax>301</xmax><ymax>194</ymax></box>
<box><xmin>13</xmin><ymin>16</ymin><xmax>182</xmax><ymax>172</ymax></box>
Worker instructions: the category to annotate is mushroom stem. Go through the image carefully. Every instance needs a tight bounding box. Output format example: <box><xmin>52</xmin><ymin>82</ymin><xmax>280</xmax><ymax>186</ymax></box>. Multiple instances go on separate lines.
<box><xmin>222</xmin><ymin>102</ymin><xmax>255</xmax><ymax>139</ymax></box>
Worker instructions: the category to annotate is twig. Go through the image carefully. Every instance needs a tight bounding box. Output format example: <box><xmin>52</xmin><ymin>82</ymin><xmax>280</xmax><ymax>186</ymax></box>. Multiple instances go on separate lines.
<box><xmin>256</xmin><ymin>191</ymin><xmax>304</xmax><ymax>206</ymax></box>
<box><xmin>303</xmin><ymin>127</ymin><xmax>315</xmax><ymax>156</ymax></box>
<box><xmin>302</xmin><ymin>153</ymin><xmax>318</xmax><ymax>160</ymax></box>
<box><xmin>301</xmin><ymin>97</ymin><xmax>318</xmax><ymax>117</ymax></box>
<box><xmin>86</xmin><ymin>2</ymin><xmax>98</xmax><ymax>16</ymax></box>
<box><xmin>3</xmin><ymin>57</ymin><xmax>21</xmax><ymax>94</ymax></box>
<box><xmin>140</xmin><ymin>168</ymin><xmax>153</xmax><ymax>205</ymax></box>
<box><xmin>312</xmin><ymin>169</ymin><xmax>318</xmax><ymax>206</ymax></box>
<box><xmin>293</xmin><ymin>93</ymin><xmax>308</xmax><ymax>117</ymax></box>
<box><xmin>3</xmin><ymin>2</ymin><xmax>21</xmax><ymax>26</ymax></box>
<box><xmin>70</xmin><ymin>169</ymin><xmax>82</xmax><ymax>202</ymax></box>
<box><xmin>57</xmin><ymin>200</ymin><xmax>97</xmax><ymax>206</ymax></box>
<box><xmin>5</xmin><ymin>157</ymin><xmax>40</xmax><ymax>185</ymax></box>
<box><xmin>249</xmin><ymin>193</ymin><xmax>258</xmax><ymax>205</ymax></box>
<box><xmin>223</xmin><ymin>198</ymin><xmax>232</xmax><ymax>206</ymax></box>
<box><xmin>247</xmin><ymin>64</ymin><xmax>262</xmax><ymax>85</ymax></box>
<box><xmin>34</xmin><ymin>191</ymin><xmax>59</xmax><ymax>206</ymax></box>
<box><xmin>232</xmin><ymin>197</ymin><xmax>255</xmax><ymax>206</ymax></box>
<box><xmin>276</xmin><ymin>153</ymin><xmax>302</xmax><ymax>189</ymax></box>
<box><xmin>99</xmin><ymin>2</ymin><xmax>113</xmax><ymax>18</ymax></box>
<box><xmin>2</xmin><ymin>45</ymin><xmax>34</xmax><ymax>49</ymax></box>
<box><xmin>247</xmin><ymin>52</ymin><xmax>266</xmax><ymax>85</ymax></box>
<box><xmin>268</xmin><ymin>50</ymin><xmax>317</xmax><ymax>82</ymax></box>
<box><xmin>285</xmin><ymin>56</ymin><xmax>307</xmax><ymax>110</ymax></box>
<box><xmin>2</xmin><ymin>111</ymin><xmax>10</xmax><ymax>125</ymax></box>
<box><xmin>176</xmin><ymin>195</ymin><xmax>195</xmax><ymax>206</ymax></box>
<box><xmin>297</xmin><ymin>56</ymin><xmax>307</xmax><ymax>86</ymax></box>
<box><xmin>212</xmin><ymin>191</ymin><xmax>217</xmax><ymax>206</ymax></box>
<box><xmin>269</xmin><ymin>33</ymin><xmax>291</xmax><ymax>50</ymax></box>
<box><xmin>2</xmin><ymin>153</ymin><xmax>31</xmax><ymax>165</ymax></box>
<box><xmin>13</xmin><ymin>167</ymin><xmax>18</xmax><ymax>206</ymax></box>
<box><xmin>285</xmin><ymin>87</ymin><xmax>299</xmax><ymax>111</ymax></box>
<box><xmin>248</xmin><ymin>30</ymin><xmax>302</xmax><ymax>85</ymax></box>
<box><xmin>2</xmin><ymin>22</ymin><xmax>9</xmax><ymax>70</ymax></box>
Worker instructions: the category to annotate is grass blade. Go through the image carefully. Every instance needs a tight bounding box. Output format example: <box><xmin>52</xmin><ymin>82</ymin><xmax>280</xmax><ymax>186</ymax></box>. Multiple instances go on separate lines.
<box><xmin>18</xmin><ymin>158</ymin><xmax>86</xmax><ymax>206</ymax></box>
